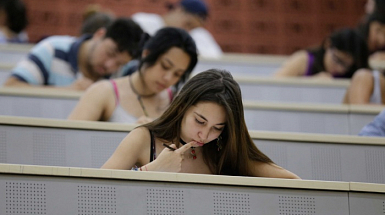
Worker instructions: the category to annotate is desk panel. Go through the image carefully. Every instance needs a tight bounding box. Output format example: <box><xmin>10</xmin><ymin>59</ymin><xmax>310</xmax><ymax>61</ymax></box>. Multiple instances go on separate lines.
<box><xmin>0</xmin><ymin>173</ymin><xmax>349</xmax><ymax>215</ymax></box>
<box><xmin>244</xmin><ymin>108</ymin><xmax>351</xmax><ymax>134</ymax></box>
<box><xmin>349</xmin><ymin>192</ymin><xmax>385</xmax><ymax>215</ymax></box>
<box><xmin>0</xmin><ymin>124</ymin><xmax>127</xmax><ymax>168</ymax></box>
<box><xmin>240</xmin><ymin>83</ymin><xmax>346</xmax><ymax>104</ymax></box>
<box><xmin>256</xmin><ymin>140</ymin><xmax>385</xmax><ymax>183</ymax></box>
<box><xmin>193</xmin><ymin>61</ymin><xmax>280</xmax><ymax>76</ymax></box>
<box><xmin>0</xmin><ymin>95</ymin><xmax>78</xmax><ymax>119</ymax></box>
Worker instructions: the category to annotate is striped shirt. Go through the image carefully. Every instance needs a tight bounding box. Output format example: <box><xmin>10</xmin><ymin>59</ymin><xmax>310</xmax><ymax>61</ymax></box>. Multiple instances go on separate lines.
<box><xmin>11</xmin><ymin>35</ymin><xmax>92</xmax><ymax>86</ymax></box>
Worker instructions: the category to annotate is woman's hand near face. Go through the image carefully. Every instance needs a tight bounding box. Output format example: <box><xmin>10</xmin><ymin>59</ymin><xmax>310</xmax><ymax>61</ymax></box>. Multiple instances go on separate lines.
<box><xmin>145</xmin><ymin>141</ymin><xmax>201</xmax><ymax>172</ymax></box>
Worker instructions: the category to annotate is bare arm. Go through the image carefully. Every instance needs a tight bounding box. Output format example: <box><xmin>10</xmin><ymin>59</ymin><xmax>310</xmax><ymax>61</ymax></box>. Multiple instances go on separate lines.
<box><xmin>251</xmin><ymin>161</ymin><xmax>301</xmax><ymax>179</ymax></box>
<box><xmin>68</xmin><ymin>80</ymin><xmax>114</xmax><ymax>121</ymax></box>
<box><xmin>274</xmin><ymin>50</ymin><xmax>309</xmax><ymax>77</ymax></box>
<box><xmin>343</xmin><ymin>69</ymin><xmax>374</xmax><ymax>104</ymax></box>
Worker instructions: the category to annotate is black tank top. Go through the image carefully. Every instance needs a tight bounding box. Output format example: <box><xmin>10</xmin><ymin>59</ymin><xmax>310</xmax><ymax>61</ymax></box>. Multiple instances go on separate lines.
<box><xmin>149</xmin><ymin>130</ymin><xmax>156</xmax><ymax>162</ymax></box>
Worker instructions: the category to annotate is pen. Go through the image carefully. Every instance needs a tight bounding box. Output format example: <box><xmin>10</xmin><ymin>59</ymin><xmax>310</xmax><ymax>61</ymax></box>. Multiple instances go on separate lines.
<box><xmin>163</xmin><ymin>143</ymin><xmax>176</xmax><ymax>151</ymax></box>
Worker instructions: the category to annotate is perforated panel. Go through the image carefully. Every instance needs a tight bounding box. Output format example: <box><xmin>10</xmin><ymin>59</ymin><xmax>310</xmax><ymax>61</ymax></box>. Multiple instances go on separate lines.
<box><xmin>146</xmin><ymin>188</ymin><xmax>184</xmax><ymax>215</ymax></box>
<box><xmin>365</xmin><ymin>149</ymin><xmax>385</xmax><ymax>183</ymax></box>
<box><xmin>77</xmin><ymin>185</ymin><xmax>116</xmax><ymax>215</ymax></box>
<box><xmin>5</xmin><ymin>181</ymin><xmax>46</xmax><ymax>215</ymax></box>
<box><xmin>33</xmin><ymin>133</ymin><xmax>66</xmax><ymax>166</ymax></box>
<box><xmin>213</xmin><ymin>192</ymin><xmax>250</xmax><ymax>215</ymax></box>
<box><xmin>311</xmin><ymin>147</ymin><xmax>342</xmax><ymax>181</ymax></box>
<box><xmin>278</xmin><ymin>196</ymin><xmax>315</xmax><ymax>215</ymax></box>
<box><xmin>383</xmin><ymin>201</ymin><xmax>385</xmax><ymax>214</ymax></box>
<box><xmin>0</xmin><ymin>130</ymin><xmax>6</xmax><ymax>162</ymax></box>
<box><xmin>90</xmin><ymin>136</ymin><xmax>123</xmax><ymax>168</ymax></box>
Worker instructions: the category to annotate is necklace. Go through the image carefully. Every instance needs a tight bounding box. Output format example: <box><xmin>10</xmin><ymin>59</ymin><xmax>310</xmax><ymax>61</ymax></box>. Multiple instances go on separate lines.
<box><xmin>128</xmin><ymin>76</ymin><xmax>155</xmax><ymax>117</ymax></box>
<box><xmin>180</xmin><ymin>138</ymin><xmax>196</xmax><ymax>160</ymax></box>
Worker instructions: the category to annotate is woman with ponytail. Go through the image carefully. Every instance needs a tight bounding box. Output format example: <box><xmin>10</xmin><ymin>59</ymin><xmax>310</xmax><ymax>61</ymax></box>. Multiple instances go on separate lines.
<box><xmin>68</xmin><ymin>27</ymin><xmax>198</xmax><ymax>124</ymax></box>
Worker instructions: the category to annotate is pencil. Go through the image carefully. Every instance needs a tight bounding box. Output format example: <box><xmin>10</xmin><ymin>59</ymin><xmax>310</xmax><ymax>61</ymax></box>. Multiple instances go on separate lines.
<box><xmin>163</xmin><ymin>143</ymin><xmax>176</xmax><ymax>151</ymax></box>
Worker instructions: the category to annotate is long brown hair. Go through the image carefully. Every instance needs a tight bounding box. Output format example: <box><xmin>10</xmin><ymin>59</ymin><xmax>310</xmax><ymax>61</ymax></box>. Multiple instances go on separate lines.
<box><xmin>143</xmin><ymin>69</ymin><xmax>272</xmax><ymax>176</ymax></box>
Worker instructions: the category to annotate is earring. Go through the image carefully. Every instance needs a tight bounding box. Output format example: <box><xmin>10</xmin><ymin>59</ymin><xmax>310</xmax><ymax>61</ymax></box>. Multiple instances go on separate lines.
<box><xmin>216</xmin><ymin>136</ymin><xmax>222</xmax><ymax>151</ymax></box>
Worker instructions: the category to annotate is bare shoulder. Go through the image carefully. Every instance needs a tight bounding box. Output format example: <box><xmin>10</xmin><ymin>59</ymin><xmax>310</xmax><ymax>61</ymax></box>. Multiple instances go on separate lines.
<box><xmin>350</xmin><ymin>69</ymin><xmax>374</xmax><ymax>86</ymax></box>
<box><xmin>251</xmin><ymin>161</ymin><xmax>301</xmax><ymax>179</ymax></box>
<box><xmin>85</xmin><ymin>79</ymin><xmax>114</xmax><ymax>95</ymax></box>
<box><xmin>80</xmin><ymin>79</ymin><xmax>116</xmax><ymax>106</ymax></box>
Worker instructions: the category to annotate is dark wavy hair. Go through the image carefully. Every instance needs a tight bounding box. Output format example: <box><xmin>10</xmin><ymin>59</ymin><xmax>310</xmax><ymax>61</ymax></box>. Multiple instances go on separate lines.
<box><xmin>0</xmin><ymin>0</ymin><xmax>28</xmax><ymax>33</ymax></box>
<box><xmin>357</xmin><ymin>11</ymin><xmax>385</xmax><ymax>52</ymax></box>
<box><xmin>143</xmin><ymin>69</ymin><xmax>273</xmax><ymax>176</ymax></box>
<box><xmin>105</xmin><ymin>18</ymin><xmax>143</xmax><ymax>58</ymax></box>
<box><xmin>308</xmin><ymin>28</ymin><xmax>369</xmax><ymax>78</ymax></box>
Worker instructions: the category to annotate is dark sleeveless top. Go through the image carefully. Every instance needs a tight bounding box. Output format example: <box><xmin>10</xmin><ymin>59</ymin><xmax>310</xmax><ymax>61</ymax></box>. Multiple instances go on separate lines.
<box><xmin>305</xmin><ymin>52</ymin><xmax>315</xmax><ymax>76</ymax></box>
<box><xmin>149</xmin><ymin>130</ymin><xmax>156</xmax><ymax>162</ymax></box>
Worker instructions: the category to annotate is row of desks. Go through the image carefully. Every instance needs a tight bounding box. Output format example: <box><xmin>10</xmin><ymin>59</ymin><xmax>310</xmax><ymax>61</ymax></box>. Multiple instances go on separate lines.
<box><xmin>1</xmin><ymin>87</ymin><xmax>383</xmax><ymax>135</ymax></box>
<box><xmin>1</xmin><ymin>115</ymin><xmax>384</xmax><ymax>184</ymax></box>
<box><xmin>0</xmin><ymin>163</ymin><xmax>384</xmax><ymax>215</ymax></box>
<box><xmin>0</xmin><ymin>66</ymin><xmax>350</xmax><ymax>104</ymax></box>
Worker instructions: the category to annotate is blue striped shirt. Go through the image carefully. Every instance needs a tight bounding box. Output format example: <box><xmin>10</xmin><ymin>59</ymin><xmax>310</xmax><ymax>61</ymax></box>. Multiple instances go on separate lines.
<box><xmin>11</xmin><ymin>35</ymin><xmax>92</xmax><ymax>86</ymax></box>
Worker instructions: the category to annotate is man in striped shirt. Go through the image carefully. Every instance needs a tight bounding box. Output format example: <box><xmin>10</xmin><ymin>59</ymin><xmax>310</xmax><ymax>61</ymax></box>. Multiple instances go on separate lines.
<box><xmin>4</xmin><ymin>18</ymin><xmax>143</xmax><ymax>91</ymax></box>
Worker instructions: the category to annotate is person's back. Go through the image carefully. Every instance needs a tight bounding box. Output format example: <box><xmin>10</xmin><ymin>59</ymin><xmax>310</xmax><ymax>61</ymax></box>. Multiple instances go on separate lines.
<box><xmin>4</xmin><ymin>18</ymin><xmax>143</xmax><ymax>91</ymax></box>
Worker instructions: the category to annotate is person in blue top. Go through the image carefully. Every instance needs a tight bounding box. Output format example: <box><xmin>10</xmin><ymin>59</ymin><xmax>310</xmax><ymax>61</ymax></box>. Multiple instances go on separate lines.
<box><xmin>4</xmin><ymin>18</ymin><xmax>143</xmax><ymax>91</ymax></box>
<box><xmin>359</xmin><ymin>108</ymin><xmax>385</xmax><ymax>137</ymax></box>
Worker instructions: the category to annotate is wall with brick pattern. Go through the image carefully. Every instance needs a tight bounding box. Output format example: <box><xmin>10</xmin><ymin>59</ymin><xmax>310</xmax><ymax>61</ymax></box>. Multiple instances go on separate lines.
<box><xmin>23</xmin><ymin>0</ymin><xmax>367</xmax><ymax>55</ymax></box>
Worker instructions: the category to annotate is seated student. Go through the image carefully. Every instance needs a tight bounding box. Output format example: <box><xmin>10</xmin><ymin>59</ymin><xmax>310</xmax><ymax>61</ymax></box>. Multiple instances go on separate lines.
<box><xmin>358</xmin><ymin>11</ymin><xmax>385</xmax><ymax>55</ymax></box>
<box><xmin>342</xmin><ymin>68</ymin><xmax>384</xmax><ymax>104</ymax></box>
<box><xmin>274</xmin><ymin>28</ymin><xmax>368</xmax><ymax>79</ymax></box>
<box><xmin>0</xmin><ymin>0</ymin><xmax>28</xmax><ymax>43</ymax></box>
<box><xmin>359</xmin><ymin>108</ymin><xmax>385</xmax><ymax>137</ymax></box>
<box><xmin>101</xmin><ymin>69</ymin><xmax>300</xmax><ymax>179</ymax></box>
<box><xmin>132</xmin><ymin>0</ymin><xmax>222</xmax><ymax>58</ymax></box>
<box><xmin>4</xmin><ymin>18</ymin><xmax>143</xmax><ymax>91</ymax></box>
<box><xmin>68</xmin><ymin>27</ymin><xmax>198</xmax><ymax>124</ymax></box>
<box><xmin>365</xmin><ymin>0</ymin><xmax>385</xmax><ymax>15</ymax></box>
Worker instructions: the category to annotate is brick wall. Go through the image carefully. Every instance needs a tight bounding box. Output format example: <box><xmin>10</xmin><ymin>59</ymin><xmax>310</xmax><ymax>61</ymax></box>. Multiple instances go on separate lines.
<box><xmin>23</xmin><ymin>0</ymin><xmax>366</xmax><ymax>55</ymax></box>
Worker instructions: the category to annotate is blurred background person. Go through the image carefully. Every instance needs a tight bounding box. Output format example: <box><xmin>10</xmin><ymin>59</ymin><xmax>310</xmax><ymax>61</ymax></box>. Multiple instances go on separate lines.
<box><xmin>4</xmin><ymin>18</ymin><xmax>143</xmax><ymax>91</ymax></box>
<box><xmin>274</xmin><ymin>28</ymin><xmax>369</xmax><ymax>79</ymax></box>
<box><xmin>0</xmin><ymin>0</ymin><xmax>28</xmax><ymax>43</ymax></box>
<box><xmin>132</xmin><ymin>0</ymin><xmax>222</xmax><ymax>58</ymax></box>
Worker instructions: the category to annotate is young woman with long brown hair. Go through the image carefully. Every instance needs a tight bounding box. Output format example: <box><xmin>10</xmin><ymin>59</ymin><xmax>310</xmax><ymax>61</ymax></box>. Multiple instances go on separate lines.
<box><xmin>102</xmin><ymin>69</ymin><xmax>299</xmax><ymax>178</ymax></box>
